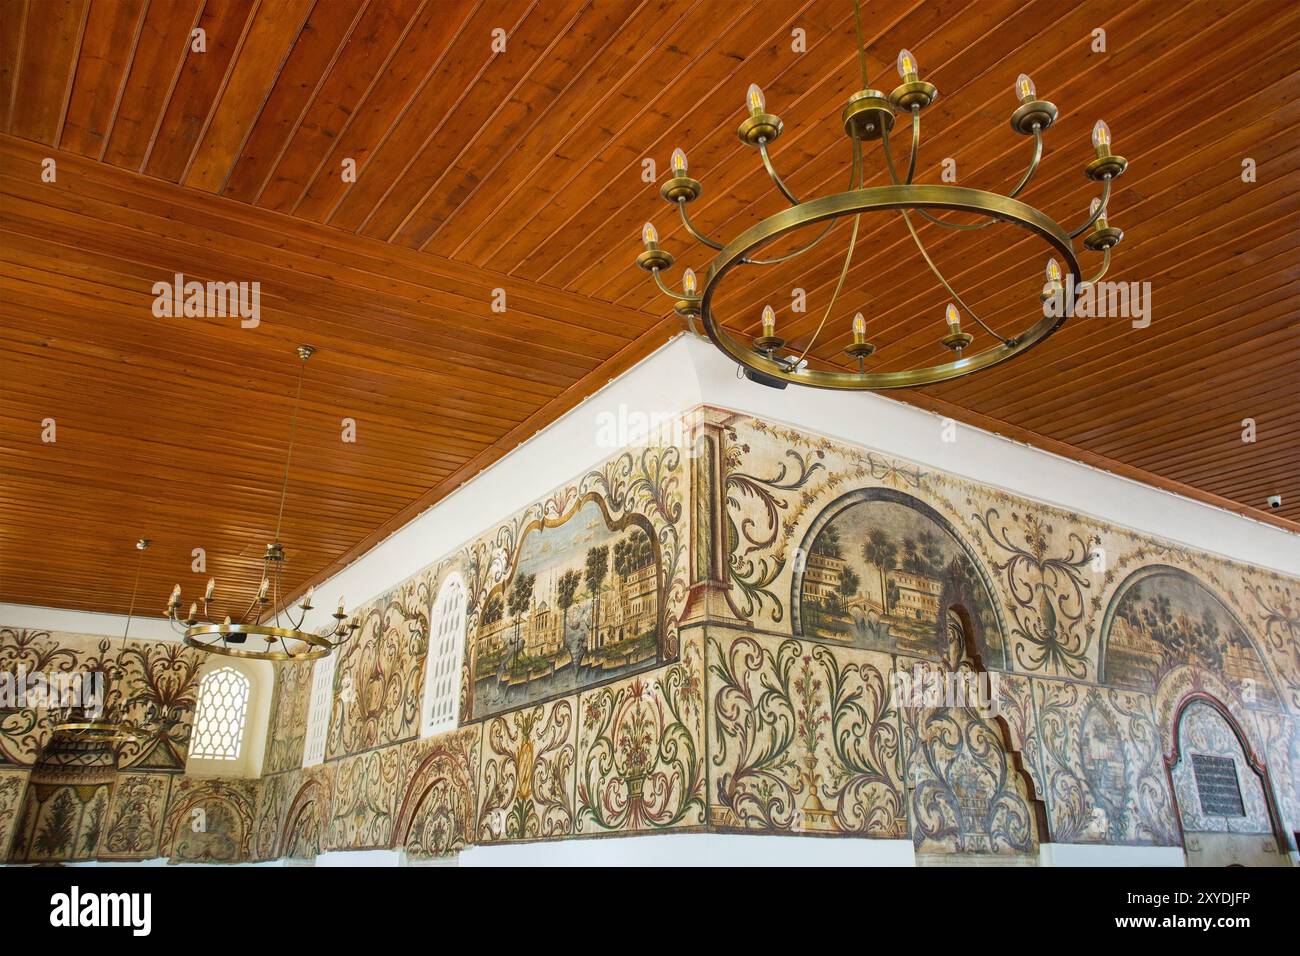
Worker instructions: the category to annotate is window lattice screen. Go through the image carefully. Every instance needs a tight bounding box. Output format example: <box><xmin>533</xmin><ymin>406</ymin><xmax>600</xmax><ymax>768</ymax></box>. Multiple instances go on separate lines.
<box><xmin>190</xmin><ymin>666</ymin><xmax>250</xmax><ymax>760</ymax></box>
<box><xmin>421</xmin><ymin>574</ymin><xmax>467</xmax><ymax>737</ymax></box>
<box><xmin>302</xmin><ymin>653</ymin><xmax>335</xmax><ymax>767</ymax></box>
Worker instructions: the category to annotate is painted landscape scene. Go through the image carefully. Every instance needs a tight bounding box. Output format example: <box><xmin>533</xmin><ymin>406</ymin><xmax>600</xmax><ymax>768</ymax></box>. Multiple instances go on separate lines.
<box><xmin>470</xmin><ymin>499</ymin><xmax>660</xmax><ymax>719</ymax></box>
<box><xmin>797</xmin><ymin>497</ymin><xmax>1001</xmax><ymax>660</ymax></box>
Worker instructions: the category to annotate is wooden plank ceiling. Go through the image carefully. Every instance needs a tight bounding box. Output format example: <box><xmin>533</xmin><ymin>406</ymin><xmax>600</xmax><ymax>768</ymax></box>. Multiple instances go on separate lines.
<box><xmin>1</xmin><ymin>0</ymin><xmax>1296</xmax><ymax>615</ymax></box>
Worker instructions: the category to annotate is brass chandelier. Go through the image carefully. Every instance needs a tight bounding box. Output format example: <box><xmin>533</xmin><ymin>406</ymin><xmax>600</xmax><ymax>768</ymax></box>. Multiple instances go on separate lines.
<box><xmin>636</xmin><ymin>0</ymin><xmax>1126</xmax><ymax>390</ymax></box>
<box><xmin>165</xmin><ymin>346</ymin><xmax>360</xmax><ymax>661</ymax></box>
<box><xmin>53</xmin><ymin>539</ymin><xmax>170</xmax><ymax>744</ymax></box>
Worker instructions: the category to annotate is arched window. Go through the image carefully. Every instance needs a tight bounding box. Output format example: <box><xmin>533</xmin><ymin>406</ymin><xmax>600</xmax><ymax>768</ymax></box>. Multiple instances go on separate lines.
<box><xmin>302</xmin><ymin>653</ymin><xmax>336</xmax><ymax>768</ymax></box>
<box><xmin>421</xmin><ymin>572</ymin><xmax>467</xmax><ymax>737</ymax></box>
<box><xmin>190</xmin><ymin>666</ymin><xmax>251</xmax><ymax>760</ymax></box>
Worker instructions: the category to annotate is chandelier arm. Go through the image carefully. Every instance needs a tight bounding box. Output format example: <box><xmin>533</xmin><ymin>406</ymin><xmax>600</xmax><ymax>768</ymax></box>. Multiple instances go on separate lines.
<box><xmin>677</xmin><ymin>201</ymin><xmax>725</xmax><ymax>251</ymax></box>
<box><xmin>1007</xmin><ymin>127</ymin><xmax>1044</xmax><ymax>198</ymax></box>
<box><xmin>1076</xmin><ymin>247</ymin><xmax>1112</xmax><ymax>289</ymax></box>
<box><xmin>741</xmin><ymin>138</ymin><xmax>862</xmax><ymax>266</ymax></box>
<box><xmin>651</xmin><ymin>267</ymin><xmax>685</xmax><ymax>299</ymax></box>
<box><xmin>897</xmin><ymin>207</ymin><xmax>1015</xmax><ymax>345</ymax></box>
<box><xmin>796</xmin><ymin>135</ymin><xmax>864</xmax><ymax>364</ymax></box>
<box><xmin>905</xmin><ymin>107</ymin><xmax>920</xmax><ymax>185</ymax></box>
<box><xmin>758</xmin><ymin>140</ymin><xmax>801</xmax><ymax>205</ymax></box>
<box><xmin>1068</xmin><ymin>177</ymin><xmax>1112</xmax><ymax>238</ymax></box>
<box><xmin>910</xmin><ymin>127</ymin><xmax>1044</xmax><ymax>232</ymax></box>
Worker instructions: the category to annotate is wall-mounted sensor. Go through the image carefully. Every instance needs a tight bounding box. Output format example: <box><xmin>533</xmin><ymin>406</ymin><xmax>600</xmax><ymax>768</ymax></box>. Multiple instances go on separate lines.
<box><xmin>1267</xmin><ymin>494</ymin><xmax>1282</xmax><ymax>509</ymax></box>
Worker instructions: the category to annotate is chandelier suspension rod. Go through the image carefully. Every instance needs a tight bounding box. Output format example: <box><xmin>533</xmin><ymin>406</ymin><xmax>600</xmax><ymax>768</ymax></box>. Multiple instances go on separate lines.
<box><xmin>120</xmin><ymin>540</ymin><xmax>146</xmax><ymax>651</ymax></box>
<box><xmin>272</xmin><ymin>348</ymin><xmax>310</xmax><ymax>544</ymax></box>
<box><xmin>853</xmin><ymin>0</ymin><xmax>868</xmax><ymax>89</ymax></box>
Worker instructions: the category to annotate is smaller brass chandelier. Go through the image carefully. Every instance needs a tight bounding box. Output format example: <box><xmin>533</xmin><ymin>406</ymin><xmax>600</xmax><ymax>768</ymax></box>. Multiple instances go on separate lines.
<box><xmin>53</xmin><ymin>539</ymin><xmax>171</xmax><ymax>745</ymax></box>
<box><xmin>636</xmin><ymin>0</ymin><xmax>1127</xmax><ymax>391</ymax></box>
<box><xmin>166</xmin><ymin>346</ymin><xmax>360</xmax><ymax>661</ymax></box>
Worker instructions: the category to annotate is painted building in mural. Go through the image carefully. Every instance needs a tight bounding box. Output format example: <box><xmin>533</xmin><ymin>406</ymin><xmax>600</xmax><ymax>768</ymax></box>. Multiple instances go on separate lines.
<box><xmin>1</xmin><ymin>406</ymin><xmax>1297</xmax><ymax>865</ymax></box>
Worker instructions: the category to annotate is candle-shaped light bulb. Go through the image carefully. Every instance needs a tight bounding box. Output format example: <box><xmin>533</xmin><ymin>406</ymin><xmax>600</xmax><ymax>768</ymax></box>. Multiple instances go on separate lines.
<box><xmin>1090</xmin><ymin>197</ymin><xmax>1104</xmax><ymax>216</ymax></box>
<box><xmin>169</xmin><ymin>584</ymin><xmax>181</xmax><ymax>607</ymax></box>
<box><xmin>746</xmin><ymin>83</ymin><xmax>765</xmax><ymax>114</ymax></box>
<box><xmin>301</xmin><ymin>584</ymin><xmax>315</xmax><ymax>609</ymax></box>
<box><xmin>337</xmin><ymin>596</ymin><xmax>346</xmax><ymax>615</ymax></box>
<box><xmin>945</xmin><ymin>303</ymin><xmax>961</xmax><ymax>334</ymax></box>
<box><xmin>897</xmin><ymin>49</ymin><xmax>917</xmax><ymax>79</ymax></box>
<box><xmin>204</xmin><ymin>577</ymin><xmax>215</xmax><ymax>601</ymax></box>
<box><xmin>188</xmin><ymin>602</ymin><xmax>197</xmax><ymax>622</ymax></box>
<box><xmin>671</xmin><ymin>148</ymin><xmax>688</xmax><ymax>176</ymax></box>
<box><xmin>1091</xmin><ymin>120</ymin><xmax>1111</xmax><ymax>151</ymax></box>
<box><xmin>1045</xmin><ymin>258</ymin><xmax>1062</xmax><ymax>283</ymax></box>
<box><xmin>761</xmin><ymin>305</ymin><xmax>776</xmax><ymax>337</ymax></box>
<box><xmin>641</xmin><ymin>222</ymin><xmax>658</xmax><ymax>247</ymax></box>
<box><xmin>1016</xmin><ymin>73</ymin><xmax>1036</xmax><ymax>104</ymax></box>
<box><xmin>852</xmin><ymin>312</ymin><xmax>867</xmax><ymax>343</ymax></box>
<box><xmin>223</xmin><ymin>616</ymin><xmax>232</xmax><ymax>626</ymax></box>
<box><xmin>257</xmin><ymin>578</ymin><xmax>270</xmax><ymax>600</ymax></box>
<box><xmin>682</xmin><ymin>268</ymin><xmax>697</xmax><ymax>296</ymax></box>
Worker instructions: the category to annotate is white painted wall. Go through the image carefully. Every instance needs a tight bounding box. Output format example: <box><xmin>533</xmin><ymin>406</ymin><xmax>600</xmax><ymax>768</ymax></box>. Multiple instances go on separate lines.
<box><xmin>459</xmin><ymin>834</ymin><xmax>916</xmax><ymax>867</ymax></box>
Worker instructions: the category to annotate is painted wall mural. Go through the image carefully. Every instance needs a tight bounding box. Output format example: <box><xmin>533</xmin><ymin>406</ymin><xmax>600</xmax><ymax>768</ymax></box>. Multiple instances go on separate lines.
<box><xmin>10</xmin><ymin>735</ymin><xmax>116</xmax><ymax>863</ymax></box>
<box><xmin>159</xmin><ymin>778</ymin><xmax>256</xmax><ymax>864</ymax></box>
<box><xmin>99</xmin><ymin>772</ymin><xmax>172</xmax><ymax>860</ymax></box>
<box><xmin>263</xmin><ymin>660</ymin><xmax>311</xmax><ymax>776</ymax></box>
<box><xmin>0</xmin><ymin>769</ymin><xmax>26</xmax><ymax>859</ymax></box>
<box><xmin>0</xmin><ymin>627</ymin><xmax>201</xmax><ymax>771</ymax></box>
<box><xmin>708</xmin><ymin>632</ymin><xmax>906</xmax><ymax>837</ymax></box>
<box><xmin>901</xmin><ymin>625</ymin><xmax>1040</xmax><ymax>858</ymax></box>
<box><xmin>3</xmin><ymin>404</ymin><xmax>1298</xmax><ymax>864</ymax></box>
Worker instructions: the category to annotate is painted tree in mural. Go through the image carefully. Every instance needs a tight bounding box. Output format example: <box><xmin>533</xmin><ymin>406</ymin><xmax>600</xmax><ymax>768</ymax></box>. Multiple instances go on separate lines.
<box><xmin>837</xmin><ymin>567</ymin><xmax>860</xmax><ymax>611</ymax></box>
<box><xmin>35</xmin><ymin>790</ymin><xmax>76</xmax><ymax>857</ymax></box>
<box><xmin>585</xmin><ymin>545</ymin><xmax>609</xmax><ymax>646</ymax></box>
<box><xmin>861</xmin><ymin>529</ymin><xmax>897</xmax><ymax>608</ymax></box>
<box><xmin>613</xmin><ymin>528</ymin><xmax>653</xmax><ymax>577</ymax></box>
<box><xmin>482</xmin><ymin>593</ymin><xmax>503</xmax><ymax>628</ymax></box>
<box><xmin>557</xmin><ymin>569</ymin><xmax>583</xmax><ymax>666</ymax></box>
<box><xmin>506</xmin><ymin>572</ymin><xmax>536</xmax><ymax>675</ymax></box>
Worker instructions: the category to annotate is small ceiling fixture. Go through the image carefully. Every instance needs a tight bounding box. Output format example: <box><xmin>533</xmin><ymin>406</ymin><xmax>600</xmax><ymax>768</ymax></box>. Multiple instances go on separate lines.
<box><xmin>165</xmin><ymin>346</ymin><xmax>359</xmax><ymax>661</ymax></box>
<box><xmin>637</xmin><ymin>0</ymin><xmax>1126</xmax><ymax>390</ymax></box>
<box><xmin>53</xmin><ymin>539</ymin><xmax>173</xmax><ymax>745</ymax></box>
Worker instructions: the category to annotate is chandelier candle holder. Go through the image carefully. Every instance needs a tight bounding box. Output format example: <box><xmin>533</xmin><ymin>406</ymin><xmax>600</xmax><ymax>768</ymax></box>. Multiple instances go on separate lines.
<box><xmin>166</xmin><ymin>346</ymin><xmax>360</xmax><ymax>661</ymax></box>
<box><xmin>53</xmin><ymin>539</ymin><xmax>171</xmax><ymax>745</ymax></box>
<box><xmin>635</xmin><ymin>0</ymin><xmax>1126</xmax><ymax>390</ymax></box>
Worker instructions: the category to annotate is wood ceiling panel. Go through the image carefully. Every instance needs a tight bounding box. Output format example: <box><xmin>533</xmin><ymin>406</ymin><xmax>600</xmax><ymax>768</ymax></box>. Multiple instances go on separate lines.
<box><xmin>58</xmin><ymin>0</ymin><xmax>147</xmax><ymax>157</ymax></box>
<box><xmin>216</xmin><ymin>0</ymin><xmax>366</xmax><ymax>199</ymax></box>
<box><xmin>6</xmin><ymin>0</ymin><xmax>87</xmax><ymax>144</ymax></box>
<box><xmin>0</xmin><ymin>0</ymin><xmax>1295</xmax><ymax>616</ymax></box>
<box><xmin>99</xmin><ymin>0</ymin><xmax>203</xmax><ymax>169</ymax></box>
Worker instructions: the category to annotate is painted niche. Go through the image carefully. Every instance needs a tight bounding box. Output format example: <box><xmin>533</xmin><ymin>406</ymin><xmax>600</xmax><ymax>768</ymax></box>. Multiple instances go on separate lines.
<box><xmin>1101</xmin><ymin>566</ymin><xmax>1281</xmax><ymax>708</ymax></box>
<box><xmin>792</xmin><ymin>489</ymin><xmax>1005</xmax><ymax>667</ymax></box>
